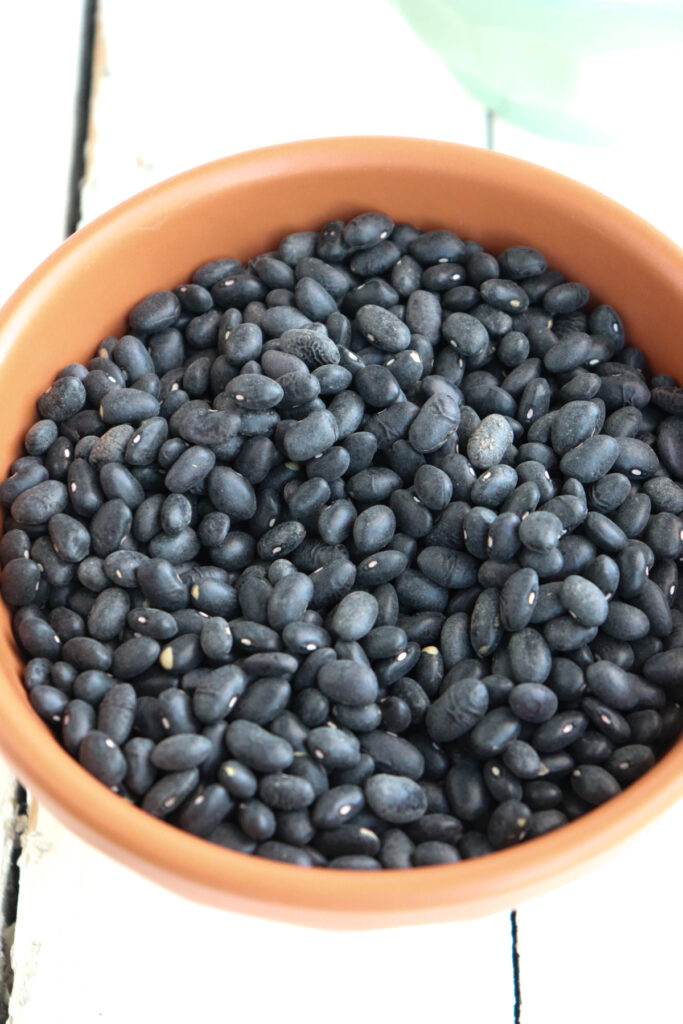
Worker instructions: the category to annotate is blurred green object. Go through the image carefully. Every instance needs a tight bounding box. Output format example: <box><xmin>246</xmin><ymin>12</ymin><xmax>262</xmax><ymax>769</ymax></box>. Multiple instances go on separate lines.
<box><xmin>390</xmin><ymin>0</ymin><xmax>683</xmax><ymax>143</ymax></box>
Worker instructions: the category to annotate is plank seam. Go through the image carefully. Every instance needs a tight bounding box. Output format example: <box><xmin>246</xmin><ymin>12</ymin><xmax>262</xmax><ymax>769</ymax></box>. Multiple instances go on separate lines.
<box><xmin>65</xmin><ymin>0</ymin><xmax>99</xmax><ymax>237</ymax></box>
<box><xmin>511</xmin><ymin>910</ymin><xmax>522</xmax><ymax>1023</ymax></box>
<box><xmin>0</xmin><ymin>784</ymin><xmax>27</xmax><ymax>1024</ymax></box>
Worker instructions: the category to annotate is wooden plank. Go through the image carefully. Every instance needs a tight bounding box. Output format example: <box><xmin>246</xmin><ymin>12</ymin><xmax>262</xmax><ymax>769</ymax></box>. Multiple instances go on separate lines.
<box><xmin>79</xmin><ymin>0</ymin><xmax>487</xmax><ymax>224</ymax></box>
<box><xmin>10</xmin><ymin>802</ymin><xmax>514</xmax><ymax>1024</ymax></box>
<box><xmin>490</xmin><ymin>115</ymin><xmax>683</xmax><ymax>1022</ymax></box>
<box><xmin>7</xmin><ymin>4</ymin><xmax>513</xmax><ymax>1022</ymax></box>
<box><xmin>0</xmin><ymin>1</ymin><xmax>89</xmax><ymax>298</ymax></box>
<box><xmin>516</xmin><ymin>803</ymin><xmax>682</xmax><ymax>1024</ymax></box>
<box><xmin>0</xmin><ymin>0</ymin><xmax>87</xmax><ymax>1015</ymax></box>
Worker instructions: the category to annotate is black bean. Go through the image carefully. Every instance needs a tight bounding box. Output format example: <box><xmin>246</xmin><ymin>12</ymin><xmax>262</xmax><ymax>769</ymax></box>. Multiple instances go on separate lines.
<box><xmin>557</xmin><ymin>574</ymin><xmax>608</xmax><ymax>627</ymax></box>
<box><xmin>223</xmin><ymin>720</ymin><xmax>293</xmax><ymax>773</ymax></box>
<box><xmin>502</xmin><ymin>740</ymin><xmax>543</xmax><ymax>779</ymax></box>
<box><xmin>425</xmin><ymin>677</ymin><xmax>489</xmax><ymax>742</ymax></box>
<box><xmin>354</xmin><ymin>304</ymin><xmax>410</xmax><ymax>353</ymax></box>
<box><xmin>62</xmin><ymin>699</ymin><xmax>96</xmax><ymax>755</ymax></box>
<box><xmin>409</xmin><ymin>230</ymin><xmax>465</xmax><ymax>266</ymax></box>
<box><xmin>176</xmin><ymin>783</ymin><xmax>232</xmax><ymax>837</ymax></box>
<box><xmin>379</xmin><ymin>827</ymin><xmax>415</xmax><ymax>868</ymax></box>
<box><xmin>499</xmin><ymin>246</ymin><xmax>547</xmax><ymax>280</ymax></box>
<box><xmin>550</xmin><ymin>401</ymin><xmax>601</xmax><ymax>455</ymax></box>
<box><xmin>467</xmin><ymin>706</ymin><xmax>520</xmax><ymax>757</ymax></box>
<box><xmin>109</xmin><ymin>636</ymin><xmax>159</xmax><ymax>680</ymax></box>
<box><xmin>542</xmin><ymin>282</ymin><xmax>589</xmax><ymax>314</ymax></box>
<box><xmin>1</xmin><ymin>558</ymin><xmax>42</xmax><ymax>607</ymax></box>
<box><xmin>571</xmin><ymin>764</ymin><xmax>620</xmax><ymax>805</ymax></box>
<box><xmin>498</xmin><ymin>568</ymin><xmax>538</xmax><ymax>632</ymax></box>
<box><xmin>602</xmin><ymin>600</ymin><xmax>650</xmax><ymax>641</ymax></box>
<box><xmin>232</xmin><ymin>678</ymin><xmax>290</xmax><ymax>725</ymax></box>
<box><xmin>37</xmin><ymin>376</ymin><xmax>87</xmax><ymax>423</ymax></box>
<box><xmin>631</xmin><ymin>578</ymin><xmax>673</xmax><ymax>638</ymax></box>
<box><xmin>559</xmin><ymin>435</ymin><xmax>619</xmax><ymax>483</ymax></box>
<box><xmin>254</xmin><ymin>773</ymin><xmax>314</xmax><ymax>812</ymax></box>
<box><xmin>518</xmin><ymin>511</ymin><xmax>563</xmax><ymax>554</ymax></box>
<box><xmin>642</xmin><ymin>648</ymin><xmax>683</xmax><ymax>689</ymax></box>
<box><xmin>17</xmin><ymin>616</ymin><xmax>62</xmax><ymax>660</ymax></box>
<box><xmin>308</xmin><ymin>785</ymin><xmax>363</xmax><ymax>829</ymax></box>
<box><xmin>356</xmin><ymin>731</ymin><xmax>422</xmax><ymax>780</ymax></box>
<box><xmin>408</xmin><ymin>393</ymin><xmax>461</xmax><ymax>454</ymax></box>
<box><xmin>121</xmin><ymin>737</ymin><xmax>157</xmax><ymax>796</ymax></box>
<box><xmin>303</xmin><ymin>722</ymin><xmax>359</xmax><ymax>769</ymax></box>
<box><xmin>365</xmin><ymin>773</ymin><xmax>428</xmax><ymax>824</ymax></box>
<box><xmin>10</xmin><ymin>480</ymin><xmax>68</xmax><ymax>526</ymax></box>
<box><xmin>97</xmin><ymin>682</ymin><xmax>136</xmax><ymax>744</ymax></box>
<box><xmin>141</xmin><ymin>768</ymin><xmax>200</xmax><ymax>818</ymax></box>
<box><xmin>79</xmin><ymin>729</ymin><xmax>127</xmax><ymax>786</ymax></box>
<box><xmin>442</xmin><ymin>757</ymin><xmax>490</xmax><ymax>821</ymax></box>
<box><xmin>533</xmin><ymin>711</ymin><xmax>588</xmax><ymax>752</ymax></box>
<box><xmin>509</xmin><ymin>683</ymin><xmax>558</xmax><ymax>724</ymax></box>
<box><xmin>29</xmin><ymin>683</ymin><xmax>68</xmax><ymax>723</ymax></box>
<box><xmin>605</xmin><ymin>744</ymin><xmax>656</xmax><ymax>785</ymax></box>
<box><xmin>393</xmin><ymin>569</ymin><xmax>448</xmax><ymax>613</ymax></box>
<box><xmin>85</xmin><ymin>587</ymin><xmax>129</xmax><ymax>642</ymax></box>
<box><xmin>507</xmin><ymin>627</ymin><xmax>552</xmax><ymax>684</ymax></box>
<box><xmin>467</xmin><ymin>414</ymin><xmax>514</xmax><ymax>469</ymax></box>
<box><xmin>480</xmin><ymin>278</ymin><xmax>529</xmax><ymax>314</ymax></box>
<box><xmin>487</xmin><ymin>800</ymin><xmax>531</xmax><ymax>848</ymax></box>
<box><xmin>352</xmin><ymin>506</ymin><xmax>396</xmax><ymax>556</ymax></box>
<box><xmin>410</xmin><ymin>841</ymin><xmax>457</xmax><ymax>865</ymax></box>
<box><xmin>72</xmin><ymin>668</ymin><xmax>113</xmax><ymax>704</ymax></box>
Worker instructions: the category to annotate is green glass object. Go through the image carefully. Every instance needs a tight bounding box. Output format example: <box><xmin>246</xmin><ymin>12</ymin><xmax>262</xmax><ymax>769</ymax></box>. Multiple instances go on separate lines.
<box><xmin>390</xmin><ymin>0</ymin><xmax>683</xmax><ymax>143</ymax></box>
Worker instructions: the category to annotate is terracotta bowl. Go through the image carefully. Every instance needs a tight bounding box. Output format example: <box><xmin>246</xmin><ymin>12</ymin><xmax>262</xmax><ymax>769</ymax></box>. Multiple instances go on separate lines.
<box><xmin>0</xmin><ymin>137</ymin><xmax>680</xmax><ymax>929</ymax></box>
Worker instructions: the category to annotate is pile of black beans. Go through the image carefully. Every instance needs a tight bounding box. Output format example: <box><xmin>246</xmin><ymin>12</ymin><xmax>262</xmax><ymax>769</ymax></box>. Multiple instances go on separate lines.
<box><xmin>1</xmin><ymin>210</ymin><xmax>682</xmax><ymax>870</ymax></box>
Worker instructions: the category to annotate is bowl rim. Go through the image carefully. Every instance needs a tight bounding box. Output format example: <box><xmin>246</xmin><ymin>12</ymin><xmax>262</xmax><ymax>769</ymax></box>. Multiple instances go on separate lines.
<box><xmin>0</xmin><ymin>135</ymin><xmax>682</xmax><ymax>927</ymax></box>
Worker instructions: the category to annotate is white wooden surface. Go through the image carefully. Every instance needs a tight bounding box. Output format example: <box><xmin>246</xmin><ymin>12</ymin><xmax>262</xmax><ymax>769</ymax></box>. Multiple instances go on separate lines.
<box><xmin>0</xmin><ymin>1</ymin><xmax>681</xmax><ymax>1021</ymax></box>
<box><xmin>0</xmin><ymin>1</ymin><xmax>88</xmax><ymax>1015</ymax></box>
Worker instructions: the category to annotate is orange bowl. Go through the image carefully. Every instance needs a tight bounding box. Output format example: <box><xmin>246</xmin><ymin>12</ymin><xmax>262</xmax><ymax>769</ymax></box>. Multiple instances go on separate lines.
<box><xmin>0</xmin><ymin>137</ymin><xmax>681</xmax><ymax>929</ymax></box>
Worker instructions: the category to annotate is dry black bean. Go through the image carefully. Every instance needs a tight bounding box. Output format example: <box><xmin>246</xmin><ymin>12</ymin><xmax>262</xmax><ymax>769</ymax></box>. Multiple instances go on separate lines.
<box><xmin>79</xmin><ymin>730</ymin><xmax>127</xmax><ymax>786</ymax></box>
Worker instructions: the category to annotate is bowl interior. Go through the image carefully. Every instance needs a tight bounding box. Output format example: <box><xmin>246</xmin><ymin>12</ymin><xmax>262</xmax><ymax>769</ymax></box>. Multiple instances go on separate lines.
<box><xmin>0</xmin><ymin>137</ymin><xmax>681</xmax><ymax>928</ymax></box>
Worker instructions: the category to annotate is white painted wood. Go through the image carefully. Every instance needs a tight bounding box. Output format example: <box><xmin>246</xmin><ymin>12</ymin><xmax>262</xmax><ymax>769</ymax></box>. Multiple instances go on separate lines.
<box><xmin>9</xmin><ymin>801</ymin><xmax>513</xmax><ymax>1024</ymax></box>
<box><xmin>79</xmin><ymin>0</ymin><xmax>487</xmax><ymax>224</ymax></box>
<box><xmin>0</xmin><ymin>0</ymin><xmax>86</xmax><ymax>1009</ymax></box>
<box><xmin>492</xmin><ymin>116</ymin><xmax>683</xmax><ymax>247</ymax></box>
<box><xmin>491</xmin><ymin>109</ymin><xmax>683</xmax><ymax>1024</ymax></box>
<box><xmin>0</xmin><ymin>0</ymin><xmax>88</xmax><ymax>300</ymax></box>
<box><xmin>5</xmin><ymin>4</ymin><xmax>511</xmax><ymax>1022</ymax></box>
<box><xmin>516</xmin><ymin>802</ymin><xmax>682</xmax><ymax>1024</ymax></box>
